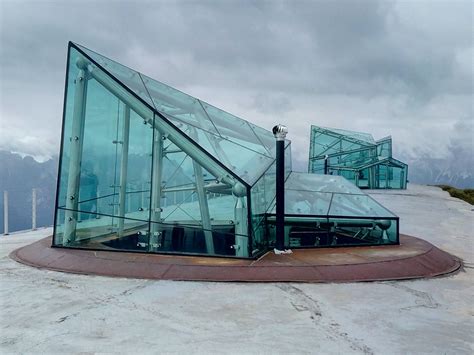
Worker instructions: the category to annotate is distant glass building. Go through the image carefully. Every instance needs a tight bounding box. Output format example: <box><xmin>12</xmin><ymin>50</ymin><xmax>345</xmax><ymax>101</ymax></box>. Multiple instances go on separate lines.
<box><xmin>53</xmin><ymin>43</ymin><xmax>399</xmax><ymax>258</ymax></box>
<box><xmin>308</xmin><ymin>126</ymin><xmax>408</xmax><ymax>189</ymax></box>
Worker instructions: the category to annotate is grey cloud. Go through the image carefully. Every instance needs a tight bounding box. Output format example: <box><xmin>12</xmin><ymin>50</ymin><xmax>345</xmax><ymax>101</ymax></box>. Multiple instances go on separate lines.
<box><xmin>0</xmin><ymin>0</ymin><xmax>472</xmax><ymax>173</ymax></box>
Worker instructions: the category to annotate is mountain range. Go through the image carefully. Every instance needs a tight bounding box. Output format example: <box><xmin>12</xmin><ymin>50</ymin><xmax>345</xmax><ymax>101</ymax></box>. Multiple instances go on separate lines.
<box><xmin>0</xmin><ymin>149</ymin><xmax>472</xmax><ymax>233</ymax></box>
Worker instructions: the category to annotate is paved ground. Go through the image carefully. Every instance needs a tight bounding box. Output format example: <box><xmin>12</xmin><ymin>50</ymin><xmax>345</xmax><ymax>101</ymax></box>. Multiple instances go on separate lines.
<box><xmin>1</xmin><ymin>184</ymin><xmax>473</xmax><ymax>354</ymax></box>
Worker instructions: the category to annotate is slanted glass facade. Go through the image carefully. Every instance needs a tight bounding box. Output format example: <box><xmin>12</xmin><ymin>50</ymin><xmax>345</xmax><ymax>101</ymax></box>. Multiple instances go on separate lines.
<box><xmin>308</xmin><ymin>126</ymin><xmax>408</xmax><ymax>189</ymax></box>
<box><xmin>53</xmin><ymin>43</ymin><xmax>399</xmax><ymax>259</ymax></box>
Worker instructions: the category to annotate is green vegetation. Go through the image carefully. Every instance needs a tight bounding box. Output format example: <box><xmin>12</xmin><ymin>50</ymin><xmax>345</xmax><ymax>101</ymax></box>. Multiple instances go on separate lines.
<box><xmin>438</xmin><ymin>185</ymin><xmax>474</xmax><ymax>205</ymax></box>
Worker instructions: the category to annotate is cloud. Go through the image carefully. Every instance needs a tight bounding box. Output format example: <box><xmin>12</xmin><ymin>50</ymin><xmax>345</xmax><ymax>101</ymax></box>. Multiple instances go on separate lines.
<box><xmin>0</xmin><ymin>0</ymin><xmax>472</xmax><ymax>175</ymax></box>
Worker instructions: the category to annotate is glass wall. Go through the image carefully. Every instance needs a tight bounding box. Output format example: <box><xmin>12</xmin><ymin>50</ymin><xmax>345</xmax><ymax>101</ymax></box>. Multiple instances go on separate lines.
<box><xmin>54</xmin><ymin>43</ymin><xmax>258</xmax><ymax>257</ymax></box>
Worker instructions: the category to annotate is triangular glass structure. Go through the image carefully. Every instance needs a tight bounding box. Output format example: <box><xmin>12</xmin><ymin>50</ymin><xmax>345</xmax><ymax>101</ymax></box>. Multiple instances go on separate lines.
<box><xmin>53</xmin><ymin>43</ymin><xmax>400</xmax><ymax>259</ymax></box>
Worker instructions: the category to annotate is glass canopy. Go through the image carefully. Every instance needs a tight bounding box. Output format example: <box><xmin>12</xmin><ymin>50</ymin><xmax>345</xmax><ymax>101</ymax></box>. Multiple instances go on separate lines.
<box><xmin>265</xmin><ymin>173</ymin><xmax>398</xmax><ymax>247</ymax></box>
<box><xmin>53</xmin><ymin>43</ymin><xmax>399</xmax><ymax>259</ymax></box>
<box><xmin>308</xmin><ymin>126</ymin><xmax>408</xmax><ymax>189</ymax></box>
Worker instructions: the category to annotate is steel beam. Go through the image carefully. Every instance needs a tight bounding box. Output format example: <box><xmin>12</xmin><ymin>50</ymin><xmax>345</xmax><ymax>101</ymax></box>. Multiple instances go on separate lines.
<box><xmin>3</xmin><ymin>191</ymin><xmax>8</xmax><ymax>235</ymax></box>
<box><xmin>117</xmin><ymin>105</ymin><xmax>130</xmax><ymax>237</ymax></box>
<box><xmin>63</xmin><ymin>60</ymin><xmax>88</xmax><ymax>244</ymax></box>
<box><xmin>149</xmin><ymin>130</ymin><xmax>164</xmax><ymax>251</ymax></box>
<box><xmin>233</xmin><ymin>194</ymin><xmax>248</xmax><ymax>257</ymax></box>
<box><xmin>32</xmin><ymin>188</ymin><xmax>37</xmax><ymax>230</ymax></box>
<box><xmin>193</xmin><ymin>160</ymin><xmax>215</xmax><ymax>255</ymax></box>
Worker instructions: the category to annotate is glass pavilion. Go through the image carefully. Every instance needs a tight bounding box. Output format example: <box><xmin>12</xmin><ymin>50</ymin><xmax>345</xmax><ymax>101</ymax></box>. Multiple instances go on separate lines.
<box><xmin>53</xmin><ymin>43</ymin><xmax>399</xmax><ymax>258</ymax></box>
<box><xmin>308</xmin><ymin>126</ymin><xmax>408</xmax><ymax>189</ymax></box>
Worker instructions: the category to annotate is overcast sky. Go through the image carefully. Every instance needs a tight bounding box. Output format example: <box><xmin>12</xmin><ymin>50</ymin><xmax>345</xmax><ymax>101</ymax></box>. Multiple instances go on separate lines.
<box><xmin>0</xmin><ymin>0</ymin><xmax>472</xmax><ymax>170</ymax></box>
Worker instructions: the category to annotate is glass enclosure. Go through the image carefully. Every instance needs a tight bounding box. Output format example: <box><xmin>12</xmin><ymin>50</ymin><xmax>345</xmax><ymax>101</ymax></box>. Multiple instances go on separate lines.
<box><xmin>265</xmin><ymin>173</ymin><xmax>398</xmax><ymax>248</ymax></box>
<box><xmin>308</xmin><ymin>126</ymin><xmax>408</xmax><ymax>189</ymax></box>
<box><xmin>53</xmin><ymin>43</ymin><xmax>400</xmax><ymax>259</ymax></box>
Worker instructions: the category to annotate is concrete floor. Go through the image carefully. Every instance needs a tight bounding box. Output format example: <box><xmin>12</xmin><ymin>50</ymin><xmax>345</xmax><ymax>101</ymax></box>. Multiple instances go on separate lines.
<box><xmin>0</xmin><ymin>184</ymin><xmax>473</xmax><ymax>354</ymax></box>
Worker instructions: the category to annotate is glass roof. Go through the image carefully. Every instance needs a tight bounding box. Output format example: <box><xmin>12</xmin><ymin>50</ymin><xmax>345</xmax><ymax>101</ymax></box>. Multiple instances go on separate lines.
<box><xmin>273</xmin><ymin>172</ymin><xmax>396</xmax><ymax>218</ymax></box>
<box><xmin>75</xmin><ymin>43</ymin><xmax>277</xmax><ymax>185</ymax></box>
<box><xmin>318</xmin><ymin>126</ymin><xmax>376</xmax><ymax>145</ymax></box>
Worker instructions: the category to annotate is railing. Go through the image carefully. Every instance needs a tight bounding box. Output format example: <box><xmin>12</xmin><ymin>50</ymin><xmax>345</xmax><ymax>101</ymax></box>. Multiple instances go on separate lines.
<box><xmin>2</xmin><ymin>188</ymin><xmax>39</xmax><ymax>235</ymax></box>
<box><xmin>2</xmin><ymin>185</ymin><xmax>227</xmax><ymax>235</ymax></box>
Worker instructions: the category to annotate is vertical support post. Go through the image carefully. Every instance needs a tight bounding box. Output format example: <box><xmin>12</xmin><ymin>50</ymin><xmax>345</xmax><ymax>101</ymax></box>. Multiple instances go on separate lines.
<box><xmin>233</xmin><ymin>183</ymin><xmax>248</xmax><ymax>257</ymax></box>
<box><xmin>324</xmin><ymin>155</ymin><xmax>329</xmax><ymax>174</ymax></box>
<box><xmin>96</xmin><ymin>188</ymin><xmax>100</xmax><ymax>217</ymax></box>
<box><xmin>118</xmin><ymin>105</ymin><xmax>130</xmax><ymax>237</ymax></box>
<box><xmin>127</xmin><ymin>194</ymin><xmax>131</xmax><ymax>213</ymax></box>
<box><xmin>149</xmin><ymin>130</ymin><xmax>163</xmax><ymax>251</ymax></box>
<box><xmin>32</xmin><ymin>188</ymin><xmax>37</xmax><ymax>230</ymax></box>
<box><xmin>63</xmin><ymin>58</ymin><xmax>88</xmax><ymax>245</ymax></box>
<box><xmin>187</xmin><ymin>126</ymin><xmax>215</xmax><ymax>254</ymax></box>
<box><xmin>369</xmin><ymin>166</ymin><xmax>376</xmax><ymax>189</ymax></box>
<box><xmin>3</xmin><ymin>191</ymin><xmax>8</xmax><ymax>235</ymax></box>
<box><xmin>272</xmin><ymin>124</ymin><xmax>288</xmax><ymax>252</ymax></box>
<box><xmin>193</xmin><ymin>161</ymin><xmax>215</xmax><ymax>255</ymax></box>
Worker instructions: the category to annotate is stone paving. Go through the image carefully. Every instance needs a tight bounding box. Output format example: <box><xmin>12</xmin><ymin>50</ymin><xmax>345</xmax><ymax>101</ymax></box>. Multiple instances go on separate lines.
<box><xmin>1</xmin><ymin>184</ymin><xmax>472</xmax><ymax>354</ymax></box>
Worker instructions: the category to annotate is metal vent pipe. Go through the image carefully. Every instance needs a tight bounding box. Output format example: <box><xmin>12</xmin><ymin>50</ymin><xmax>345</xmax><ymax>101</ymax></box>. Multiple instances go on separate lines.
<box><xmin>272</xmin><ymin>124</ymin><xmax>288</xmax><ymax>251</ymax></box>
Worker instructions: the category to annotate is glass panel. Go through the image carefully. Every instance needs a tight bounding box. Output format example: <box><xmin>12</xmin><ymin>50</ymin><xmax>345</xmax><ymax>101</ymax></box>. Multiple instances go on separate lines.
<box><xmin>122</xmin><ymin>109</ymin><xmax>153</xmax><ymax>220</ymax></box>
<box><xmin>285</xmin><ymin>142</ymin><xmax>292</xmax><ymax>179</ymax></box>
<box><xmin>54</xmin><ymin>47</ymin><xmax>155</xmax><ymax>249</ymax></box>
<box><xmin>250</xmin><ymin>160</ymin><xmax>277</xmax><ymax>254</ymax></box>
<box><xmin>56</xmin><ymin>209</ymin><xmax>150</xmax><ymax>251</ymax></box>
<box><xmin>140</xmin><ymin>74</ymin><xmax>220</xmax><ymax>136</ymax></box>
<box><xmin>326</xmin><ymin>127</ymin><xmax>376</xmax><ymax>144</ymax></box>
<box><xmin>148</xmin><ymin>220</ymin><xmax>247</xmax><ymax>257</ymax></box>
<box><xmin>248</xmin><ymin>122</ymin><xmax>276</xmax><ymax>156</ymax></box>
<box><xmin>265</xmin><ymin>215</ymin><xmax>398</xmax><ymax>247</ymax></box>
<box><xmin>377</xmin><ymin>137</ymin><xmax>392</xmax><ymax>158</ymax></box>
<box><xmin>200</xmin><ymin>101</ymin><xmax>271</xmax><ymax>157</ymax></box>
<box><xmin>79</xmin><ymin>78</ymin><xmax>122</xmax><ymax>218</ymax></box>
<box><xmin>284</xmin><ymin>190</ymin><xmax>332</xmax><ymax>215</ymax></box>
<box><xmin>327</xmin><ymin>217</ymin><xmax>398</xmax><ymax>245</ymax></box>
<box><xmin>217</xmin><ymin>138</ymin><xmax>275</xmax><ymax>185</ymax></box>
<box><xmin>285</xmin><ymin>172</ymin><xmax>363</xmax><ymax>195</ymax></box>
<box><xmin>329</xmin><ymin>193</ymin><xmax>395</xmax><ymax>217</ymax></box>
<box><xmin>56</xmin><ymin>47</ymin><xmax>80</xmax><ymax>209</ymax></box>
<box><xmin>75</xmin><ymin>44</ymin><xmax>156</xmax><ymax>109</ymax></box>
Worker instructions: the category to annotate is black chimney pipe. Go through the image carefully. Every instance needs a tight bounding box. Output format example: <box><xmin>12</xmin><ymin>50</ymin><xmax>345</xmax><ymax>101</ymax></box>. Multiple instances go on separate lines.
<box><xmin>272</xmin><ymin>124</ymin><xmax>288</xmax><ymax>251</ymax></box>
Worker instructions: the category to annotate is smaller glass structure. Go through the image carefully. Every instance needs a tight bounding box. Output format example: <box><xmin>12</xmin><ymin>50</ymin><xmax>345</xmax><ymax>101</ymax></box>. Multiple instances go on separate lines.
<box><xmin>265</xmin><ymin>173</ymin><xmax>398</xmax><ymax>247</ymax></box>
<box><xmin>308</xmin><ymin>126</ymin><xmax>408</xmax><ymax>189</ymax></box>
